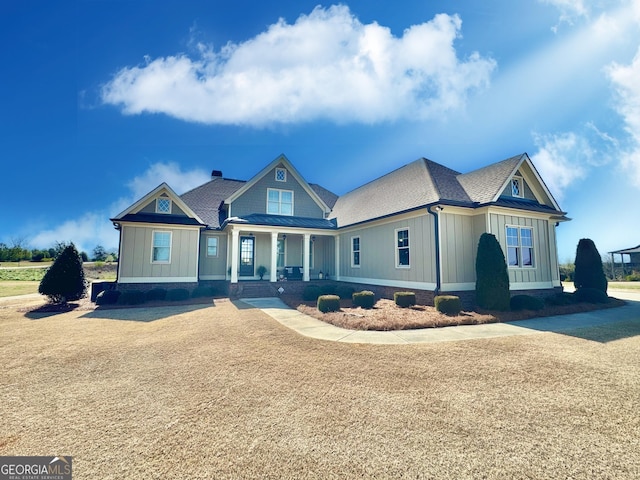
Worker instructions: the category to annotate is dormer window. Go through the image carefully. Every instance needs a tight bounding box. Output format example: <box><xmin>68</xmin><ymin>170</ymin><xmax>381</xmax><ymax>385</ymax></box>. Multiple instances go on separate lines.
<box><xmin>511</xmin><ymin>177</ymin><xmax>523</xmax><ymax>198</ymax></box>
<box><xmin>275</xmin><ymin>167</ymin><xmax>287</xmax><ymax>182</ymax></box>
<box><xmin>156</xmin><ymin>197</ymin><xmax>171</xmax><ymax>214</ymax></box>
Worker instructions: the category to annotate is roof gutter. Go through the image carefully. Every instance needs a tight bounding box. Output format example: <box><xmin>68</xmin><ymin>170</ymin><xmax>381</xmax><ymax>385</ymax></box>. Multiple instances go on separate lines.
<box><xmin>427</xmin><ymin>205</ymin><xmax>442</xmax><ymax>296</ymax></box>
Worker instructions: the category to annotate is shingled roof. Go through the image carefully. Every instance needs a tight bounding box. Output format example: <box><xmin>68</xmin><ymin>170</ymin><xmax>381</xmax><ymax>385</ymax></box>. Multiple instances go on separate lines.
<box><xmin>180</xmin><ymin>177</ymin><xmax>245</xmax><ymax>229</ymax></box>
<box><xmin>330</xmin><ymin>153</ymin><xmax>564</xmax><ymax>227</ymax></box>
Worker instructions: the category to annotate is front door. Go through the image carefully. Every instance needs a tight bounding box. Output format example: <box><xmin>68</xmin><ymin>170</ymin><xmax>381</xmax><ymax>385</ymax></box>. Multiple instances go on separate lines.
<box><xmin>239</xmin><ymin>236</ymin><xmax>255</xmax><ymax>277</ymax></box>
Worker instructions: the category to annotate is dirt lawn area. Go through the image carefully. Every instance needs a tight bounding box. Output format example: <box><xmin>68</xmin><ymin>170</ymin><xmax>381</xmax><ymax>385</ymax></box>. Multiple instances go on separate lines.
<box><xmin>1</xmin><ymin>297</ymin><xmax>639</xmax><ymax>479</ymax></box>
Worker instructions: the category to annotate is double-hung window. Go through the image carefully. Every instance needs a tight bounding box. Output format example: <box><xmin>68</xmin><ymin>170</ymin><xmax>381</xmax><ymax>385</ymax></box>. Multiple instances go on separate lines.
<box><xmin>206</xmin><ymin>236</ymin><xmax>218</xmax><ymax>257</ymax></box>
<box><xmin>267</xmin><ymin>188</ymin><xmax>293</xmax><ymax>215</ymax></box>
<box><xmin>351</xmin><ymin>236</ymin><xmax>360</xmax><ymax>267</ymax></box>
<box><xmin>396</xmin><ymin>228</ymin><xmax>410</xmax><ymax>267</ymax></box>
<box><xmin>506</xmin><ymin>226</ymin><xmax>534</xmax><ymax>267</ymax></box>
<box><xmin>152</xmin><ymin>231</ymin><xmax>171</xmax><ymax>263</ymax></box>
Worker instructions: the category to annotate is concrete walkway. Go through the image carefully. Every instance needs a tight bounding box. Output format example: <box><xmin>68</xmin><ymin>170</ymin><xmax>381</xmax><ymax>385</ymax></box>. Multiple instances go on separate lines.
<box><xmin>240</xmin><ymin>290</ymin><xmax>640</xmax><ymax>344</ymax></box>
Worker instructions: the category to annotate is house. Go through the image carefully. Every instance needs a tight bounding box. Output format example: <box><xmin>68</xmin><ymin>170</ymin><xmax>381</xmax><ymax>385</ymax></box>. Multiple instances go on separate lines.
<box><xmin>110</xmin><ymin>153</ymin><xmax>569</xmax><ymax>303</ymax></box>
<box><xmin>608</xmin><ymin>244</ymin><xmax>640</xmax><ymax>277</ymax></box>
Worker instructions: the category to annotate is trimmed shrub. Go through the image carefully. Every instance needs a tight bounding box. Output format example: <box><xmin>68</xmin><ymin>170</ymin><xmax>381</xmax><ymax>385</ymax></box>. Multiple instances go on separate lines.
<box><xmin>510</xmin><ymin>294</ymin><xmax>544</xmax><ymax>311</ymax></box>
<box><xmin>191</xmin><ymin>286</ymin><xmax>216</xmax><ymax>298</ymax></box>
<box><xmin>96</xmin><ymin>289</ymin><xmax>121</xmax><ymax>306</ymax></box>
<box><xmin>352</xmin><ymin>290</ymin><xmax>375</xmax><ymax>309</ymax></box>
<box><xmin>394</xmin><ymin>291</ymin><xmax>416</xmax><ymax>308</ymax></box>
<box><xmin>117</xmin><ymin>290</ymin><xmax>145</xmax><ymax>305</ymax></box>
<box><xmin>434</xmin><ymin>295</ymin><xmax>462</xmax><ymax>315</ymax></box>
<box><xmin>167</xmin><ymin>288</ymin><xmax>190</xmax><ymax>302</ymax></box>
<box><xmin>38</xmin><ymin>243</ymin><xmax>87</xmax><ymax>304</ymax></box>
<box><xmin>475</xmin><ymin>233</ymin><xmax>510</xmax><ymax>311</ymax></box>
<box><xmin>145</xmin><ymin>288</ymin><xmax>167</xmax><ymax>302</ymax></box>
<box><xmin>317</xmin><ymin>294</ymin><xmax>340</xmax><ymax>313</ymax></box>
<box><xmin>545</xmin><ymin>293</ymin><xmax>576</xmax><ymax>306</ymax></box>
<box><xmin>335</xmin><ymin>285</ymin><xmax>355</xmax><ymax>300</ymax></box>
<box><xmin>625</xmin><ymin>272</ymin><xmax>640</xmax><ymax>282</ymax></box>
<box><xmin>574</xmin><ymin>238</ymin><xmax>607</xmax><ymax>293</ymax></box>
<box><xmin>302</xmin><ymin>285</ymin><xmax>322</xmax><ymax>301</ymax></box>
<box><xmin>574</xmin><ymin>288</ymin><xmax>609</xmax><ymax>304</ymax></box>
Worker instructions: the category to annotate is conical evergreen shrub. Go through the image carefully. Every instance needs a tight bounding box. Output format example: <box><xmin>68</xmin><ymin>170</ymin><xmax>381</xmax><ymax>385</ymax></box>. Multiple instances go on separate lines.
<box><xmin>39</xmin><ymin>243</ymin><xmax>87</xmax><ymax>304</ymax></box>
<box><xmin>573</xmin><ymin>238</ymin><xmax>607</xmax><ymax>293</ymax></box>
<box><xmin>475</xmin><ymin>233</ymin><xmax>510</xmax><ymax>310</ymax></box>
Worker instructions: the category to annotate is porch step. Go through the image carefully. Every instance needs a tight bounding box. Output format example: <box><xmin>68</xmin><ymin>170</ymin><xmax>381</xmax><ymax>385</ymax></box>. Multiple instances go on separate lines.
<box><xmin>233</xmin><ymin>281</ymin><xmax>279</xmax><ymax>298</ymax></box>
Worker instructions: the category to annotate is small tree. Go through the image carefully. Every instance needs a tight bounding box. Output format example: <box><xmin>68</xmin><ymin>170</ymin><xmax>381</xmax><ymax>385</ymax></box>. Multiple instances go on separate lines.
<box><xmin>573</xmin><ymin>238</ymin><xmax>607</xmax><ymax>293</ymax></box>
<box><xmin>39</xmin><ymin>244</ymin><xmax>87</xmax><ymax>304</ymax></box>
<box><xmin>92</xmin><ymin>245</ymin><xmax>107</xmax><ymax>262</ymax></box>
<box><xmin>475</xmin><ymin>233</ymin><xmax>510</xmax><ymax>311</ymax></box>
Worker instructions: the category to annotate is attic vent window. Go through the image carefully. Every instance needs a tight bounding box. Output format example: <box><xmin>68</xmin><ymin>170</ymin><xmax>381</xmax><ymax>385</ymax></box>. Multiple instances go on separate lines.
<box><xmin>156</xmin><ymin>198</ymin><xmax>171</xmax><ymax>214</ymax></box>
<box><xmin>511</xmin><ymin>177</ymin><xmax>523</xmax><ymax>198</ymax></box>
<box><xmin>275</xmin><ymin>168</ymin><xmax>287</xmax><ymax>182</ymax></box>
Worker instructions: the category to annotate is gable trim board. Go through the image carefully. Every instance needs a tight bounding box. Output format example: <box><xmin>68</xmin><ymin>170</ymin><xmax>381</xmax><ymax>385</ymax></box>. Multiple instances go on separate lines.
<box><xmin>112</xmin><ymin>152</ymin><xmax>568</xmax><ymax>298</ymax></box>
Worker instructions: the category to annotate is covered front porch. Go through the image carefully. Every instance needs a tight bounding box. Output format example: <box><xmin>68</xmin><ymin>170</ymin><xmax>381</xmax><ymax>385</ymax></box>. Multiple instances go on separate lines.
<box><xmin>226</xmin><ymin>224</ymin><xmax>337</xmax><ymax>284</ymax></box>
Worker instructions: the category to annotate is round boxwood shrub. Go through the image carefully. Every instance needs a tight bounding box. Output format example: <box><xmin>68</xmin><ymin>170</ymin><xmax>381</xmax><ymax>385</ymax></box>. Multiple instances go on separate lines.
<box><xmin>335</xmin><ymin>285</ymin><xmax>355</xmax><ymax>300</ymax></box>
<box><xmin>510</xmin><ymin>294</ymin><xmax>544</xmax><ymax>311</ymax></box>
<box><xmin>475</xmin><ymin>233</ymin><xmax>510</xmax><ymax>311</ymax></box>
<box><xmin>545</xmin><ymin>292</ymin><xmax>576</xmax><ymax>306</ymax></box>
<box><xmin>302</xmin><ymin>285</ymin><xmax>322</xmax><ymax>301</ymax></box>
<box><xmin>352</xmin><ymin>290</ymin><xmax>375</xmax><ymax>309</ymax></box>
<box><xmin>167</xmin><ymin>288</ymin><xmax>190</xmax><ymax>302</ymax></box>
<box><xmin>317</xmin><ymin>294</ymin><xmax>340</xmax><ymax>313</ymax></box>
<box><xmin>574</xmin><ymin>287</ymin><xmax>609</xmax><ymax>304</ymax></box>
<box><xmin>434</xmin><ymin>295</ymin><xmax>462</xmax><ymax>315</ymax></box>
<box><xmin>320</xmin><ymin>284</ymin><xmax>337</xmax><ymax>296</ymax></box>
<box><xmin>145</xmin><ymin>288</ymin><xmax>167</xmax><ymax>302</ymax></box>
<box><xmin>191</xmin><ymin>286</ymin><xmax>216</xmax><ymax>298</ymax></box>
<box><xmin>96</xmin><ymin>289</ymin><xmax>121</xmax><ymax>306</ymax></box>
<box><xmin>394</xmin><ymin>291</ymin><xmax>416</xmax><ymax>308</ymax></box>
<box><xmin>117</xmin><ymin>290</ymin><xmax>145</xmax><ymax>305</ymax></box>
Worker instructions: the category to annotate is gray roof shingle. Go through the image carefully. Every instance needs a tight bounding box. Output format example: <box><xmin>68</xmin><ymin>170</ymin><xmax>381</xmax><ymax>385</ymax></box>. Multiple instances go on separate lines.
<box><xmin>457</xmin><ymin>154</ymin><xmax>524</xmax><ymax>204</ymax></box>
<box><xmin>180</xmin><ymin>177</ymin><xmax>246</xmax><ymax>229</ymax></box>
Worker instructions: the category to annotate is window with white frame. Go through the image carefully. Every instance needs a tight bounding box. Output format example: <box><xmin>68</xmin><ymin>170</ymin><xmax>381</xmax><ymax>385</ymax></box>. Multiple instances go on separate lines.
<box><xmin>267</xmin><ymin>188</ymin><xmax>293</xmax><ymax>215</ymax></box>
<box><xmin>351</xmin><ymin>236</ymin><xmax>360</xmax><ymax>267</ymax></box>
<box><xmin>206</xmin><ymin>236</ymin><xmax>218</xmax><ymax>257</ymax></box>
<box><xmin>506</xmin><ymin>226</ymin><xmax>534</xmax><ymax>267</ymax></box>
<box><xmin>152</xmin><ymin>231</ymin><xmax>171</xmax><ymax>263</ymax></box>
<box><xmin>511</xmin><ymin>176</ymin><xmax>523</xmax><ymax>198</ymax></box>
<box><xmin>396</xmin><ymin>228</ymin><xmax>410</xmax><ymax>267</ymax></box>
<box><xmin>275</xmin><ymin>167</ymin><xmax>287</xmax><ymax>182</ymax></box>
<box><xmin>156</xmin><ymin>197</ymin><xmax>171</xmax><ymax>214</ymax></box>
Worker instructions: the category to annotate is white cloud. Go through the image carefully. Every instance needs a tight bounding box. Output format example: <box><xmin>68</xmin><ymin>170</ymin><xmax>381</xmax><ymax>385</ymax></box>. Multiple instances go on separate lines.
<box><xmin>607</xmin><ymin>46</ymin><xmax>640</xmax><ymax>187</ymax></box>
<box><xmin>101</xmin><ymin>5</ymin><xmax>495</xmax><ymax>126</ymax></box>
<box><xmin>530</xmin><ymin>132</ymin><xmax>588</xmax><ymax>201</ymax></box>
<box><xmin>29</xmin><ymin>163</ymin><xmax>211</xmax><ymax>254</ymax></box>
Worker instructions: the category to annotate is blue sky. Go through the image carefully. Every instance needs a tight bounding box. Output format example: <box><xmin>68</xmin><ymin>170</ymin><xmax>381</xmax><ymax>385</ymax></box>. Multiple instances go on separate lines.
<box><xmin>2</xmin><ymin>0</ymin><xmax>639</xmax><ymax>262</ymax></box>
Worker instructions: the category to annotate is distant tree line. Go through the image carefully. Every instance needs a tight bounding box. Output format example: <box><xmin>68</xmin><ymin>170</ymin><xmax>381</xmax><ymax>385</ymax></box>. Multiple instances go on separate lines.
<box><xmin>0</xmin><ymin>238</ymin><xmax>117</xmax><ymax>263</ymax></box>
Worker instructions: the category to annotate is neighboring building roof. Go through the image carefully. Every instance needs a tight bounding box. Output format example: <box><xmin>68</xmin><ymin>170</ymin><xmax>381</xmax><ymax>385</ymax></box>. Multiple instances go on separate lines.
<box><xmin>225</xmin><ymin>213</ymin><xmax>337</xmax><ymax>229</ymax></box>
<box><xmin>609</xmin><ymin>244</ymin><xmax>640</xmax><ymax>254</ymax></box>
<box><xmin>180</xmin><ymin>177</ymin><xmax>246</xmax><ymax>229</ymax></box>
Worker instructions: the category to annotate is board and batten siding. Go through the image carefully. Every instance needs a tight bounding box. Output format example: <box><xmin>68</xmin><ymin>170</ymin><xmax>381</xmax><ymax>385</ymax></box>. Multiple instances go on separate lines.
<box><xmin>489</xmin><ymin>213</ymin><xmax>557</xmax><ymax>286</ymax></box>
<box><xmin>338</xmin><ymin>213</ymin><xmax>436</xmax><ymax>288</ymax></box>
<box><xmin>199</xmin><ymin>233</ymin><xmax>228</xmax><ymax>279</ymax></box>
<box><xmin>118</xmin><ymin>225</ymin><xmax>199</xmax><ymax>282</ymax></box>
<box><xmin>439</xmin><ymin>213</ymin><xmax>478</xmax><ymax>285</ymax></box>
<box><xmin>230</xmin><ymin>164</ymin><xmax>324</xmax><ymax>219</ymax></box>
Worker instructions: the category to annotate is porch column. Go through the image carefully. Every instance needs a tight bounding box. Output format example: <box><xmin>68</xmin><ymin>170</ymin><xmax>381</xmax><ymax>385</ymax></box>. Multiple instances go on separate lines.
<box><xmin>303</xmin><ymin>233</ymin><xmax>311</xmax><ymax>282</ymax></box>
<box><xmin>270</xmin><ymin>232</ymin><xmax>278</xmax><ymax>282</ymax></box>
<box><xmin>230</xmin><ymin>229</ymin><xmax>239</xmax><ymax>284</ymax></box>
<box><xmin>334</xmin><ymin>235</ymin><xmax>340</xmax><ymax>281</ymax></box>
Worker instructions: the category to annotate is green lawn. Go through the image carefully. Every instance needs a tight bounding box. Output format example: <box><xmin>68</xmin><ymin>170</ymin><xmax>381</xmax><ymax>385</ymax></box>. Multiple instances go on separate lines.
<box><xmin>0</xmin><ymin>281</ymin><xmax>40</xmax><ymax>297</ymax></box>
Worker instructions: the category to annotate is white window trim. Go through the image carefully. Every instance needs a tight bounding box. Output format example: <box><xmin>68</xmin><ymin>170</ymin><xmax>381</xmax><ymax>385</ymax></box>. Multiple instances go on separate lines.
<box><xmin>275</xmin><ymin>167</ymin><xmax>287</xmax><ymax>182</ymax></box>
<box><xmin>267</xmin><ymin>188</ymin><xmax>294</xmax><ymax>216</ymax></box>
<box><xmin>511</xmin><ymin>176</ymin><xmax>524</xmax><ymax>198</ymax></box>
<box><xmin>395</xmin><ymin>228</ymin><xmax>410</xmax><ymax>269</ymax></box>
<box><xmin>206</xmin><ymin>235</ymin><xmax>219</xmax><ymax>258</ymax></box>
<box><xmin>506</xmin><ymin>225</ymin><xmax>535</xmax><ymax>269</ymax></box>
<box><xmin>351</xmin><ymin>236</ymin><xmax>361</xmax><ymax>268</ymax></box>
<box><xmin>151</xmin><ymin>230</ymin><xmax>172</xmax><ymax>264</ymax></box>
<box><xmin>156</xmin><ymin>197</ymin><xmax>172</xmax><ymax>214</ymax></box>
